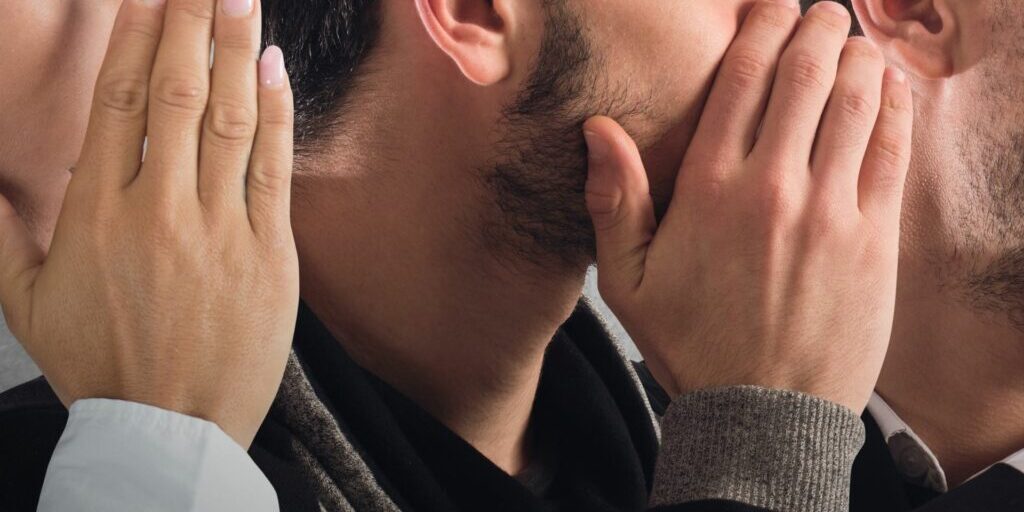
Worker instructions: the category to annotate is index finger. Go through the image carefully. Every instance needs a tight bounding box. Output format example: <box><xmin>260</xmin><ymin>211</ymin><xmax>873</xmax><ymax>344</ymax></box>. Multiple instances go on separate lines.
<box><xmin>680</xmin><ymin>0</ymin><xmax>801</xmax><ymax>186</ymax></box>
<box><xmin>76</xmin><ymin>0</ymin><xmax>167</xmax><ymax>189</ymax></box>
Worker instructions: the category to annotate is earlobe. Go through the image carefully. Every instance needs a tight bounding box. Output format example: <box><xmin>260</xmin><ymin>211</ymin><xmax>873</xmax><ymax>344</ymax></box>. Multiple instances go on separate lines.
<box><xmin>852</xmin><ymin>0</ymin><xmax>957</xmax><ymax>79</ymax></box>
<box><xmin>413</xmin><ymin>0</ymin><xmax>513</xmax><ymax>86</ymax></box>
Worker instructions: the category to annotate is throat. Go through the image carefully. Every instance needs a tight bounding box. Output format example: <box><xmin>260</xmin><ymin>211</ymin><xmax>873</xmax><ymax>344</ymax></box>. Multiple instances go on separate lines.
<box><xmin>318</xmin><ymin>298</ymin><xmax>561</xmax><ymax>475</ymax></box>
<box><xmin>296</xmin><ymin>220</ymin><xmax>588</xmax><ymax>474</ymax></box>
<box><xmin>289</xmin><ymin>149</ymin><xmax>591</xmax><ymax>474</ymax></box>
<box><xmin>881</xmin><ymin>281</ymin><xmax>1024</xmax><ymax>487</ymax></box>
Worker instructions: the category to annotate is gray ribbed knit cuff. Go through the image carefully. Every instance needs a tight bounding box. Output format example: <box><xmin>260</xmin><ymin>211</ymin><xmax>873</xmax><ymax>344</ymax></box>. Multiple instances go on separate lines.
<box><xmin>650</xmin><ymin>386</ymin><xmax>865</xmax><ymax>512</ymax></box>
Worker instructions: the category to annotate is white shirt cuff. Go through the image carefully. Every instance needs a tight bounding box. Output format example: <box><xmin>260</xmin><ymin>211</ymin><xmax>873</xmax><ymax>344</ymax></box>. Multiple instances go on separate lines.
<box><xmin>1004</xmin><ymin>449</ymin><xmax>1024</xmax><ymax>475</ymax></box>
<box><xmin>38</xmin><ymin>398</ymin><xmax>279</xmax><ymax>512</ymax></box>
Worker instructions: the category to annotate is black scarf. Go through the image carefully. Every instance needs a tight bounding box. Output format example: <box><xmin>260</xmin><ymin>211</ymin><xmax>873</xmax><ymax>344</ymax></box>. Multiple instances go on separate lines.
<box><xmin>249</xmin><ymin>301</ymin><xmax>660</xmax><ymax>511</ymax></box>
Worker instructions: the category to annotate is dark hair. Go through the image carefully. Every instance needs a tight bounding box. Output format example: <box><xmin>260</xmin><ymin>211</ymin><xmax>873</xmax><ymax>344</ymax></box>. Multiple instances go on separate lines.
<box><xmin>801</xmin><ymin>0</ymin><xmax>862</xmax><ymax>35</ymax></box>
<box><xmin>261</xmin><ymin>1</ymin><xmax>382</xmax><ymax>156</ymax></box>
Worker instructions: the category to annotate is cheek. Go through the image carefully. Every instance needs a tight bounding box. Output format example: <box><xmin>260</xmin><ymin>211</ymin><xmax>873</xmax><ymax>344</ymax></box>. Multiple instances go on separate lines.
<box><xmin>591</xmin><ymin>3</ymin><xmax>746</xmax><ymax>202</ymax></box>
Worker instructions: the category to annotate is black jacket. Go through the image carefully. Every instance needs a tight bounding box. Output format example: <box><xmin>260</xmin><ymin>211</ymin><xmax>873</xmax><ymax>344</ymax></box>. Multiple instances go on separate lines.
<box><xmin>1</xmin><ymin>304</ymin><xmax>1022</xmax><ymax>511</ymax></box>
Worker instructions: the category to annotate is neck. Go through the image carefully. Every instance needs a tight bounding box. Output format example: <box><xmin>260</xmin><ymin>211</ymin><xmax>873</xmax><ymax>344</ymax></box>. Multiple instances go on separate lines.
<box><xmin>292</xmin><ymin>130</ymin><xmax>587</xmax><ymax>474</ymax></box>
<box><xmin>882</xmin><ymin>86</ymin><xmax>1024</xmax><ymax>487</ymax></box>
<box><xmin>882</xmin><ymin>261</ymin><xmax>1024</xmax><ymax>486</ymax></box>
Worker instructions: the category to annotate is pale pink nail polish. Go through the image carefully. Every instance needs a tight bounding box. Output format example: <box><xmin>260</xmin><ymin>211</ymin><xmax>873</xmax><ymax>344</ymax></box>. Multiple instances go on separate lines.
<box><xmin>223</xmin><ymin>0</ymin><xmax>254</xmax><ymax>17</ymax></box>
<box><xmin>259</xmin><ymin>46</ymin><xmax>287</xmax><ymax>89</ymax></box>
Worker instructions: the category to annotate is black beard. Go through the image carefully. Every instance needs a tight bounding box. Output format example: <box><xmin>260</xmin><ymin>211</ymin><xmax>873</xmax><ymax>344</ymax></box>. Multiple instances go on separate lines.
<box><xmin>964</xmin><ymin>131</ymin><xmax>1024</xmax><ymax>328</ymax></box>
<box><xmin>481</xmin><ymin>1</ymin><xmax>652</xmax><ymax>271</ymax></box>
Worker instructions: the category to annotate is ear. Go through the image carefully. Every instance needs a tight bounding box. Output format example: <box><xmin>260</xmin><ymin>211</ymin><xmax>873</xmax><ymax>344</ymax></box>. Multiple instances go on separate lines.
<box><xmin>413</xmin><ymin>0</ymin><xmax>516</xmax><ymax>86</ymax></box>
<box><xmin>851</xmin><ymin>0</ymin><xmax>958</xmax><ymax>79</ymax></box>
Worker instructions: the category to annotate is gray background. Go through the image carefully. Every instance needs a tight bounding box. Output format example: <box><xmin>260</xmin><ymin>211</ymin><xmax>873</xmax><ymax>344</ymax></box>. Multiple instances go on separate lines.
<box><xmin>0</xmin><ymin>315</ymin><xmax>40</xmax><ymax>392</ymax></box>
<box><xmin>0</xmin><ymin>268</ymin><xmax>636</xmax><ymax>393</ymax></box>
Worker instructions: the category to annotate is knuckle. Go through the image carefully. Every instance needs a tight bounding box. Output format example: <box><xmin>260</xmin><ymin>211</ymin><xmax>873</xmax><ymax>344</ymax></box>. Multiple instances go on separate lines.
<box><xmin>871</xmin><ymin>133</ymin><xmax>909</xmax><ymax>170</ymax></box>
<box><xmin>248</xmin><ymin>167</ymin><xmax>290</xmax><ymax>197</ymax></box>
<box><xmin>807</xmin><ymin>2</ymin><xmax>852</xmax><ymax>34</ymax></box>
<box><xmin>584</xmin><ymin>182</ymin><xmax>623</xmax><ymax>219</ymax></box>
<box><xmin>688</xmin><ymin>177</ymin><xmax>728</xmax><ymax>219</ymax></box>
<box><xmin>807</xmin><ymin>195</ymin><xmax>850</xmax><ymax>238</ymax></box>
<box><xmin>843</xmin><ymin>37</ymin><xmax>884</xmax><ymax>63</ymax></box>
<box><xmin>97</xmin><ymin>76</ymin><xmax>149</xmax><ymax>117</ymax></box>
<box><xmin>168</xmin><ymin>0</ymin><xmax>215</xmax><ymax>23</ymax></box>
<box><xmin>756</xmin><ymin>175</ymin><xmax>796</xmax><ymax>221</ymax></box>
<box><xmin>146</xmin><ymin>216</ymin><xmax>184</xmax><ymax>252</ymax></box>
<box><xmin>116</xmin><ymin>18</ymin><xmax>161</xmax><ymax>45</ymax></box>
<box><xmin>259</xmin><ymin>106</ymin><xmax>294</xmax><ymax>131</ymax></box>
<box><xmin>152</xmin><ymin>74</ymin><xmax>209</xmax><ymax>114</ymax></box>
<box><xmin>881</xmin><ymin>90</ymin><xmax>913</xmax><ymax>116</ymax></box>
<box><xmin>206</xmin><ymin>100</ymin><xmax>257</xmax><ymax>143</ymax></box>
<box><xmin>585</xmin><ymin>190</ymin><xmax>622</xmax><ymax>234</ymax></box>
<box><xmin>749</xmin><ymin>2</ymin><xmax>800</xmax><ymax>31</ymax></box>
<box><xmin>783</xmin><ymin>52</ymin><xmax>829</xmax><ymax>91</ymax></box>
<box><xmin>722</xmin><ymin>49</ymin><xmax>772</xmax><ymax>89</ymax></box>
<box><xmin>836</xmin><ymin>90</ymin><xmax>878</xmax><ymax>123</ymax></box>
<box><xmin>856</xmin><ymin>240</ymin><xmax>888</xmax><ymax>275</ymax></box>
<box><xmin>148</xmin><ymin>197</ymin><xmax>182</xmax><ymax>228</ymax></box>
<box><xmin>213</xmin><ymin>31</ymin><xmax>257</xmax><ymax>54</ymax></box>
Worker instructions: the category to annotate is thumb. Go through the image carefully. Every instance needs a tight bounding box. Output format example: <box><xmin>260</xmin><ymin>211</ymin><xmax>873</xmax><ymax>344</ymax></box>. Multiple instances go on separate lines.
<box><xmin>0</xmin><ymin>193</ymin><xmax>43</xmax><ymax>338</ymax></box>
<box><xmin>584</xmin><ymin>116</ymin><xmax>656</xmax><ymax>298</ymax></box>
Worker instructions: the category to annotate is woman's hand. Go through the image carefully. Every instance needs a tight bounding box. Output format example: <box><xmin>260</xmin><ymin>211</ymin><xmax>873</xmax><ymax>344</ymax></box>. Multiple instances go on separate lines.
<box><xmin>0</xmin><ymin>0</ymin><xmax>298</xmax><ymax>448</ymax></box>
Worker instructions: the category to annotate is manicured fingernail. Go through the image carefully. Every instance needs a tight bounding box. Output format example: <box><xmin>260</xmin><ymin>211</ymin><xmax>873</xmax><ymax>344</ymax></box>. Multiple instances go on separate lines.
<box><xmin>887</xmin><ymin>67</ymin><xmax>907</xmax><ymax>84</ymax></box>
<box><xmin>584</xmin><ymin>131</ymin><xmax>610</xmax><ymax>165</ymax></box>
<box><xmin>259</xmin><ymin>46</ymin><xmax>287</xmax><ymax>89</ymax></box>
<box><xmin>138</xmin><ymin>0</ymin><xmax>166</xmax><ymax>7</ymax></box>
<box><xmin>223</xmin><ymin>0</ymin><xmax>253</xmax><ymax>17</ymax></box>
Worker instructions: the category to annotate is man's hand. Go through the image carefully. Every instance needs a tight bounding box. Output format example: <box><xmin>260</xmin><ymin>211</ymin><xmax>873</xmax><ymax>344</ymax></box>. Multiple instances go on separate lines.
<box><xmin>584</xmin><ymin>0</ymin><xmax>913</xmax><ymax>413</ymax></box>
<box><xmin>0</xmin><ymin>0</ymin><xmax>298</xmax><ymax>447</ymax></box>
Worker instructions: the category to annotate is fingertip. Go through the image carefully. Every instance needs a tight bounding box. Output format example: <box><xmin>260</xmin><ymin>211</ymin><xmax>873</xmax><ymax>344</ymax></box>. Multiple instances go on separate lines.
<box><xmin>883</xmin><ymin>66</ymin><xmax>913</xmax><ymax>100</ymax></box>
<box><xmin>583</xmin><ymin>115</ymin><xmax>619</xmax><ymax>133</ymax></box>
<box><xmin>259</xmin><ymin>46</ymin><xmax>288</xmax><ymax>90</ymax></box>
<box><xmin>880</xmin><ymin>67</ymin><xmax>914</xmax><ymax>125</ymax></box>
<box><xmin>584</xmin><ymin>117</ymin><xmax>642</xmax><ymax>186</ymax></box>
<box><xmin>884</xmin><ymin>66</ymin><xmax>907</xmax><ymax>86</ymax></box>
<box><xmin>584</xmin><ymin>129</ymin><xmax>612</xmax><ymax>168</ymax></box>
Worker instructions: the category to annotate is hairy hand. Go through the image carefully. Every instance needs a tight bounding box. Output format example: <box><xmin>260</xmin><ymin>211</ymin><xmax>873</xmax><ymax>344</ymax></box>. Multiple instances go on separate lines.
<box><xmin>584</xmin><ymin>0</ymin><xmax>913</xmax><ymax>413</ymax></box>
<box><xmin>0</xmin><ymin>0</ymin><xmax>298</xmax><ymax>447</ymax></box>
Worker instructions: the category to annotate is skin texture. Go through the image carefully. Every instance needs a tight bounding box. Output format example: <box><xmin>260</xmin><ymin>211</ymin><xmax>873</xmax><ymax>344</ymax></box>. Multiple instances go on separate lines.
<box><xmin>837</xmin><ymin>0</ymin><xmax>1024</xmax><ymax>486</ymax></box>
<box><xmin>0</xmin><ymin>0</ymin><xmax>905</xmax><ymax>477</ymax></box>
<box><xmin>4</xmin><ymin>0</ymin><xmax>1019</xmax><ymax>501</ymax></box>
<box><xmin>585</xmin><ymin>2</ymin><xmax>913</xmax><ymax>414</ymax></box>
<box><xmin>0</xmin><ymin>2</ymin><xmax>119</xmax><ymax>248</ymax></box>
<box><xmin>0</xmin><ymin>0</ymin><xmax>299</xmax><ymax>448</ymax></box>
<box><xmin>286</xmin><ymin>0</ymin><xmax>767</xmax><ymax>473</ymax></box>
<box><xmin>0</xmin><ymin>0</ymin><xmax>904</xmax><ymax>479</ymax></box>
<box><xmin>289</xmin><ymin>0</ymin><xmax>904</xmax><ymax>473</ymax></box>
<box><xmin>0</xmin><ymin>0</ymin><xmax>762</xmax><ymax>474</ymax></box>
